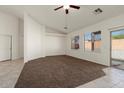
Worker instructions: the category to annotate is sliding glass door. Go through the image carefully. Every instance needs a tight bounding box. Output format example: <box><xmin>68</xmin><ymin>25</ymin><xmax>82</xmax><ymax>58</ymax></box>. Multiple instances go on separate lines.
<box><xmin>111</xmin><ymin>29</ymin><xmax>124</xmax><ymax>70</ymax></box>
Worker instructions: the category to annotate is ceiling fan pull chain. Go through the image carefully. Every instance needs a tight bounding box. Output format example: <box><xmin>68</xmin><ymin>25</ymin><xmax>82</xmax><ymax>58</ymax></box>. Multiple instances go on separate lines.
<box><xmin>64</xmin><ymin>14</ymin><xmax>68</xmax><ymax>30</ymax></box>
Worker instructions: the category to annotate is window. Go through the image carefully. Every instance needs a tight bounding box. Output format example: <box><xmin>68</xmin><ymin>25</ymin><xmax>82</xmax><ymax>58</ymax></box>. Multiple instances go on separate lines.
<box><xmin>84</xmin><ymin>31</ymin><xmax>101</xmax><ymax>52</ymax></box>
<box><xmin>71</xmin><ymin>36</ymin><xmax>80</xmax><ymax>49</ymax></box>
<box><xmin>84</xmin><ymin>32</ymin><xmax>92</xmax><ymax>51</ymax></box>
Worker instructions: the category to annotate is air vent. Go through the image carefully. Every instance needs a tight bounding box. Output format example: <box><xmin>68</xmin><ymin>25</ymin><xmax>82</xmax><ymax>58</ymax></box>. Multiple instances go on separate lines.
<box><xmin>93</xmin><ymin>8</ymin><xmax>103</xmax><ymax>15</ymax></box>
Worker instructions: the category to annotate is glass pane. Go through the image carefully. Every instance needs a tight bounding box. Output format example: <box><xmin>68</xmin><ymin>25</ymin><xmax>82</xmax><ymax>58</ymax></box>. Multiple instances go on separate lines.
<box><xmin>94</xmin><ymin>31</ymin><xmax>101</xmax><ymax>53</ymax></box>
<box><xmin>71</xmin><ymin>36</ymin><xmax>80</xmax><ymax>49</ymax></box>
<box><xmin>112</xmin><ymin>29</ymin><xmax>124</xmax><ymax>60</ymax></box>
<box><xmin>84</xmin><ymin>32</ymin><xmax>92</xmax><ymax>51</ymax></box>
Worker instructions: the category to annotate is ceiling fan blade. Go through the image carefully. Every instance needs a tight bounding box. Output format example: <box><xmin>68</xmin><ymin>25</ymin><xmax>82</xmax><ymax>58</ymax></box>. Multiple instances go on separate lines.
<box><xmin>70</xmin><ymin>5</ymin><xmax>80</xmax><ymax>9</ymax></box>
<box><xmin>54</xmin><ymin>6</ymin><xmax>63</xmax><ymax>11</ymax></box>
<box><xmin>65</xmin><ymin>9</ymin><xmax>69</xmax><ymax>14</ymax></box>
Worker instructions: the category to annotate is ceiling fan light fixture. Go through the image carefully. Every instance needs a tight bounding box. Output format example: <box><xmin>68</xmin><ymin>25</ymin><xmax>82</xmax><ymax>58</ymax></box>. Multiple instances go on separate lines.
<box><xmin>54</xmin><ymin>5</ymin><xmax>80</xmax><ymax>14</ymax></box>
<box><xmin>63</xmin><ymin>5</ymin><xmax>69</xmax><ymax>9</ymax></box>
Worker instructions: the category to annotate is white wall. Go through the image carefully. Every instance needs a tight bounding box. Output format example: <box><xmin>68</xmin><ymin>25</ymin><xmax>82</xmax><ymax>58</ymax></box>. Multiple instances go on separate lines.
<box><xmin>67</xmin><ymin>14</ymin><xmax>124</xmax><ymax>66</ymax></box>
<box><xmin>46</xmin><ymin>33</ymin><xmax>67</xmax><ymax>56</ymax></box>
<box><xmin>24</xmin><ymin>13</ymin><xmax>45</xmax><ymax>62</ymax></box>
<box><xmin>19</xmin><ymin>19</ymin><xmax>24</xmax><ymax>58</ymax></box>
<box><xmin>0</xmin><ymin>11</ymin><xmax>20</xmax><ymax>60</ymax></box>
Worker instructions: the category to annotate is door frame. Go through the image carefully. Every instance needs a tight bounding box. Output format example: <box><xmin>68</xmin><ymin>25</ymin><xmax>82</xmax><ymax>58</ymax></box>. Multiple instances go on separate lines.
<box><xmin>0</xmin><ymin>34</ymin><xmax>12</xmax><ymax>61</ymax></box>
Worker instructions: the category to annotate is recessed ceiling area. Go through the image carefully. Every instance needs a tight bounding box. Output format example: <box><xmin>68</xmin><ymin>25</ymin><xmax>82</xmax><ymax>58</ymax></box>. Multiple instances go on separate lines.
<box><xmin>0</xmin><ymin>5</ymin><xmax>124</xmax><ymax>33</ymax></box>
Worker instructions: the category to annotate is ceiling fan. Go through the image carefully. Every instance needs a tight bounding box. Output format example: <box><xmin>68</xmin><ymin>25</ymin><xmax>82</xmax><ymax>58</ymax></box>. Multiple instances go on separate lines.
<box><xmin>54</xmin><ymin>5</ymin><xmax>80</xmax><ymax>14</ymax></box>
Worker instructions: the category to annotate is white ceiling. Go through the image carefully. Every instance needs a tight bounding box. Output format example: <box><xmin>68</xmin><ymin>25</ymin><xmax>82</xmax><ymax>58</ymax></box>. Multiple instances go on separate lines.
<box><xmin>0</xmin><ymin>5</ymin><xmax>124</xmax><ymax>33</ymax></box>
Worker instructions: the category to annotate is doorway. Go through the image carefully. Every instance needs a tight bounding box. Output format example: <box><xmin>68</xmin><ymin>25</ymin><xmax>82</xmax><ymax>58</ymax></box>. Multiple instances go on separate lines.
<box><xmin>0</xmin><ymin>35</ymin><xmax>12</xmax><ymax>62</ymax></box>
<box><xmin>110</xmin><ymin>29</ymin><xmax>124</xmax><ymax>70</ymax></box>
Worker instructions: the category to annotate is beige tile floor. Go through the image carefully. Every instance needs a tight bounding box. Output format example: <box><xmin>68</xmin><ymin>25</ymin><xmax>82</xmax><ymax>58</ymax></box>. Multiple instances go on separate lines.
<box><xmin>0</xmin><ymin>59</ymin><xmax>124</xmax><ymax>88</ymax></box>
<box><xmin>0</xmin><ymin>59</ymin><xmax>24</xmax><ymax>88</ymax></box>
<box><xmin>78</xmin><ymin>67</ymin><xmax>124</xmax><ymax>88</ymax></box>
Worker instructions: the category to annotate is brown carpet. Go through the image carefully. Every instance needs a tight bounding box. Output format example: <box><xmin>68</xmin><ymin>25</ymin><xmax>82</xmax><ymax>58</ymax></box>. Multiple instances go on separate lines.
<box><xmin>15</xmin><ymin>55</ymin><xmax>107</xmax><ymax>88</ymax></box>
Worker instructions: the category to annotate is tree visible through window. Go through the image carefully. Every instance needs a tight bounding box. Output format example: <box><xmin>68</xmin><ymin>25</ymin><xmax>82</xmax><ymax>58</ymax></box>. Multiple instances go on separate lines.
<box><xmin>84</xmin><ymin>31</ymin><xmax>101</xmax><ymax>52</ymax></box>
<box><xmin>71</xmin><ymin>36</ymin><xmax>80</xmax><ymax>49</ymax></box>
